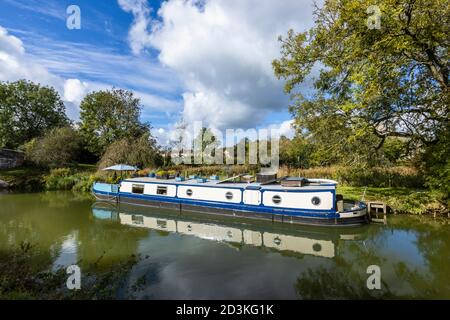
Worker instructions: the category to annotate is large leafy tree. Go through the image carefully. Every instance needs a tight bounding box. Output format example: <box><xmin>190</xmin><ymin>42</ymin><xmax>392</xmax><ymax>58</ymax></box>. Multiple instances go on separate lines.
<box><xmin>273</xmin><ymin>0</ymin><xmax>449</xmax><ymax>165</ymax></box>
<box><xmin>79</xmin><ymin>88</ymin><xmax>150</xmax><ymax>156</ymax></box>
<box><xmin>0</xmin><ymin>80</ymin><xmax>69</xmax><ymax>149</ymax></box>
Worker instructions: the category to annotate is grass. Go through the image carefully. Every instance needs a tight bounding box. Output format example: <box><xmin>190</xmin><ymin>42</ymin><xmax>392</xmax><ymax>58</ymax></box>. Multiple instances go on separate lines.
<box><xmin>0</xmin><ymin>166</ymin><xmax>47</xmax><ymax>191</ymax></box>
<box><xmin>0</xmin><ymin>164</ymin><xmax>98</xmax><ymax>192</ymax></box>
<box><xmin>0</xmin><ymin>167</ymin><xmax>41</xmax><ymax>176</ymax></box>
<box><xmin>338</xmin><ymin>186</ymin><xmax>447</xmax><ymax>216</ymax></box>
<box><xmin>0</xmin><ymin>164</ymin><xmax>95</xmax><ymax>175</ymax></box>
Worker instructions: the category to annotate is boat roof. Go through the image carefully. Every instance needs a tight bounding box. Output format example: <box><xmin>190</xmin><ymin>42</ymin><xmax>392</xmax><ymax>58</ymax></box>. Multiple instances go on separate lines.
<box><xmin>123</xmin><ymin>177</ymin><xmax>337</xmax><ymax>191</ymax></box>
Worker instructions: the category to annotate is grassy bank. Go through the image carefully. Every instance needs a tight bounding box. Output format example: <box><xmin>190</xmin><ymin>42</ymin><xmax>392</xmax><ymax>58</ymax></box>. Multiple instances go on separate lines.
<box><xmin>1</xmin><ymin>164</ymin><xmax>447</xmax><ymax>217</ymax></box>
<box><xmin>0</xmin><ymin>167</ymin><xmax>47</xmax><ymax>192</ymax></box>
<box><xmin>337</xmin><ymin>186</ymin><xmax>447</xmax><ymax>216</ymax></box>
<box><xmin>0</xmin><ymin>165</ymin><xmax>98</xmax><ymax>192</ymax></box>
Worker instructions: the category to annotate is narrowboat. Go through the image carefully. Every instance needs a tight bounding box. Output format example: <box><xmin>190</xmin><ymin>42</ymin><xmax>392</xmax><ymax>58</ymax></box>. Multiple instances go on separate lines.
<box><xmin>92</xmin><ymin>175</ymin><xmax>368</xmax><ymax>226</ymax></box>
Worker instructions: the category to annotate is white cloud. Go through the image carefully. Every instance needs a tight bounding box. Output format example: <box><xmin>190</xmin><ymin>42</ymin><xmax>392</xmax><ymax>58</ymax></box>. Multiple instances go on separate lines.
<box><xmin>118</xmin><ymin>0</ymin><xmax>153</xmax><ymax>55</ymax></box>
<box><xmin>0</xmin><ymin>25</ymin><xmax>182</xmax><ymax>123</ymax></box>
<box><xmin>64</xmin><ymin>79</ymin><xmax>89</xmax><ymax>104</ymax></box>
<box><xmin>136</xmin><ymin>91</ymin><xmax>182</xmax><ymax>113</ymax></box>
<box><xmin>21</xmin><ymin>34</ymin><xmax>182</xmax><ymax>96</ymax></box>
<box><xmin>0</xmin><ymin>26</ymin><xmax>62</xmax><ymax>90</ymax></box>
<box><xmin>267</xmin><ymin>120</ymin><xmax>295</xmax><ymax>139</ymax></box>
<box><xmin>120</xmin><ymin>0</ymin><xmax>318</xmax><ymax>130</ymax></box>
<box><xmin>2</xmin><ymin>0</ymin><xmax>65</xmax><ymax>21</ymax></box>
<box><xmin>0</xmin><ymin>26</ymin><xmax>98</xmax><ymax>119</ymax></box>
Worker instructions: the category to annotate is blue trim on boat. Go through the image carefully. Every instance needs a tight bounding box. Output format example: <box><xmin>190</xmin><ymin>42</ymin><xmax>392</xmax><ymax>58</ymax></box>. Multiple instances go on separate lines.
<box><xmin>121</xmin><ymin>179</ymin><xmax>337</xmax><ymax>189</ymax></box>
<box><xmin>92</xmin><ymin>188</ymin><xmax>340</xmax><ymax>219</ymax></box>
<box><xmin>123</xmin><ymin>189</ymin><xmax>336</xmax><ymax>212</ymax></box>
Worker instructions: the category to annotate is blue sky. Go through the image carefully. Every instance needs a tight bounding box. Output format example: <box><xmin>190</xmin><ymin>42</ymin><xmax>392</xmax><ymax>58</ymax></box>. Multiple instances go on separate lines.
<box><xmin>0</xmin><ymin>0</ymin><xmax>318</xmax><ymax>144</ymax></box>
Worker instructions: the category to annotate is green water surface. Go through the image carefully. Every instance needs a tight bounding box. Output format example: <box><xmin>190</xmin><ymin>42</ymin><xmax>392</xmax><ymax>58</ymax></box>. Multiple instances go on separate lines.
<box><xmin>1</xmin><ymin>192</ymin><xmax>449</xmax><ymax>299</ymax></box>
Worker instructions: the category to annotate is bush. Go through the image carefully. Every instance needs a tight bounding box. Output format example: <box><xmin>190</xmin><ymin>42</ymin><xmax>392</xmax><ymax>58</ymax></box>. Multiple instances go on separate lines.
<box><xmin>164</xmin><ymin>164</ymin><xmax>258</xmax><ymax>178</ymax></box>
<box><xmin>72</xmin><ymin>174</ymin><xmax>97</xmax><ymax>193</ymax></box>
<box><xmin>47</xmin><ymin>168</ymin><xmax>72</xmax><ymax>177</ymax></box>
<box><xmin>23</xmin><ymin>127</ymin><xmax>82</xmax><ymax>168</ymax></box>
<box><xmin>421</xmin><ymin>128</ymin><xmax>450</xmax><ymax>206</ymax></box>
<box><xmin>98</xmin><ymin>133</ymin><xmax>162</xmax><ymax>169</ymax></box>
<box><xmin>156</xmin><ymin>170</ymin><xmax>167</xmax><ymax>176</ymax></box>
<box><xmin>44</xmin><ymin>168</ymin><xmax>77</xmax><ymax>190</ymax></box>
<box><xmin>277</xmin><ymin>165</ymin><xmax>424</xmax><ymax>188</ymax></box>
<box><xmin>44</xmin><ymin>168</ymin><xmax>101</xmax><ymax>192</ymax></box>
<box><xmin>136</xmin><ymin>168</ymin><xmax>151</xmax><ymax>177</ymax></box>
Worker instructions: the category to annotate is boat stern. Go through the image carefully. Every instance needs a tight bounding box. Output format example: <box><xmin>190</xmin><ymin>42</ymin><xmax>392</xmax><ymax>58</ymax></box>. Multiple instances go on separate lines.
<box><xmin>335</xmin><ymin>199</ymin><xmax>368</xmax><ymax>225</ymax></box>
<box><xmin>92</xmin><ymin>182</ymin><xmax>120</xmax><ymax>201</ymax></box>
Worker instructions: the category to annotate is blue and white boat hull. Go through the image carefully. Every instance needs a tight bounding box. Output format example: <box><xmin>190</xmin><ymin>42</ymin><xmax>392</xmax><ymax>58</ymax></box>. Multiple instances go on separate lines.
<box><xmin>92</xmin><ymin>178</ymin><xmax>368</xmax><ymax>227</ymax></box>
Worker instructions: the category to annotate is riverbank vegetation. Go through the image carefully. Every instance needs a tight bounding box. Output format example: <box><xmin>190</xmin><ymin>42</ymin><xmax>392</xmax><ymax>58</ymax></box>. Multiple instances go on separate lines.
<box><xmin>0</xmin><ymin>0</ymin><xmax>448</xmax><ymax>217</ymax></box>
<box><xmin>0</xmin><ymin>163</ymin><xmax>445</xmax><ymax>216</ymax></box>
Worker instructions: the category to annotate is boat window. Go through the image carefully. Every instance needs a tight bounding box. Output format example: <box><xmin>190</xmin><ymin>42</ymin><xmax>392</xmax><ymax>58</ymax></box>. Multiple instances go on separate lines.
<box><xmin>312</xmin><ymin>243</ymin><xmax>322</xmax><ymax>252</ymax></box>
<box><xmin>311</xmin><ymin>197</ymin><xmax>321</xmax><ymax>206</ymax></box>
<box><xmin>156</xmin><ymin>219</ymin><xmax>167</xmax><ymax>229</ymax></box>
<box><xmin>157</xmin><ymin>186</ymin><xmax>168</xmax><ymax>195</ymax></box>
<box><xmin>225</xmin><ymin>191</ymin><xmax>233</xmax><ymax>200</ymax></box>
<box><xmin>186</xmin><ymin>189</ymin><xmax>193</xmax><ymax>196</ymax></box>
<box><xmin>132</xmin><ymin>215</ymin><xmax>144</xmax><ymax>225</ymax></box>
<box><xmin>272</xmin><ymin>195</ymin><xmax>282</xmax><ymax>204</ymax></box>
<box><xmin>273</xmin><ymin>237</ymin><xmax>282</xmax><ymax>246</ymax></box>
<box><xmin>132</xmin><ymin>184</ymin><xmax>145</xmax><ymax>194</ymax></box>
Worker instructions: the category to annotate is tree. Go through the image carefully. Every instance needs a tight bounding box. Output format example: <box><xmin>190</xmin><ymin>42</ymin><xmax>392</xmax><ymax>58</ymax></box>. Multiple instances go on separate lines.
<box><xmin>169</xmin><ymin>120</ymin><xmax>191</xmax><ymax>165</ymax></box>
<box><xmin>98</xmin><ymin>132</ymin><xmax>162</xmax><ymax>169</ymax></box>
<box><xmin>273</xmin><ymin>0</ymin><xmax>449</xmax><ymax>165</ymax></box>
<box><xmin>421</xmin><ymin>127</ymin><xmax>450</xmax><ymax>204</ymax></box>
<box><xmin>192</xmin><ymin>127</ymin><xmax>221</xmax><ymax>165</ymax></box>
<box><xmin>381</xmin><ymin>137</ymin><xmax>409</xmax><ymax>165</ymax></box>
<box><xmin>279</xmin><ymin>136</ymin><xmax>314</xmax><ymax>168</ymax></box>
<box><xmin>79</xmin><ymin>88</ymin><xmax>149</xmax><ymax>156</ymax></box>
<box><xmin>0</xmin><ymin>80</ymin><xmax>69</xmax><ymax>149</ymax></box>
<box><xmin>23</xmin><ymin>126</ymin><xmax>82</xmax><ymax>168</ymax></box>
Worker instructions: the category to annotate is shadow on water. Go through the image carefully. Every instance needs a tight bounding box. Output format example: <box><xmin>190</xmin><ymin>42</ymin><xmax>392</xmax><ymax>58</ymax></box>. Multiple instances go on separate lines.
<box><xmin>0</xmin><ymin>192</ymin><xmax>449</xmax><ymax>299</ymax></box>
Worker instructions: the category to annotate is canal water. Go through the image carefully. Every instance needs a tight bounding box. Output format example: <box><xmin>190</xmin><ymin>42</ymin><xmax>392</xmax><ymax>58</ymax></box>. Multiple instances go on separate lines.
<box><xmin>1</xmin><ymin>192</ymin><xmax>449</xmax><ymax>299</ymax></box>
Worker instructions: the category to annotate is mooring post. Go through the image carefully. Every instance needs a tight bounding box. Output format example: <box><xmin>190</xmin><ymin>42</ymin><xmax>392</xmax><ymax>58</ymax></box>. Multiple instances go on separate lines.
<box><xmin>368</xmin><ymin>201</ymin><xmax>387</xmax><ymax>224</ymax></box>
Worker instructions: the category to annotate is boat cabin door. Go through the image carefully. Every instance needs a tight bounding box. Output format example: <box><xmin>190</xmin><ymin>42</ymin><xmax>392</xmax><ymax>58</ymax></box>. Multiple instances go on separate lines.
<box><xmin>244</xmin><ymin>188</ymin><xmax>261</xmax><ymax>206</ymax></box>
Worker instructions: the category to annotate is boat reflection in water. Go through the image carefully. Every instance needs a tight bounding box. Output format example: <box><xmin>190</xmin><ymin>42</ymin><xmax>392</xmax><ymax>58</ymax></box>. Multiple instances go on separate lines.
<box><xmin>92</xmin><ymin>202</ymin><xmax>368</xmax><ymax>259</ymax></box>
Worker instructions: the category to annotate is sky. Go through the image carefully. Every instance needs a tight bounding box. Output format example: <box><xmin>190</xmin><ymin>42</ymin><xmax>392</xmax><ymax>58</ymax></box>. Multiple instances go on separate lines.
<box><xmin>0</xmin><ymin>0</ymin><xmax>319</xmax><ymax>145</ymax></box>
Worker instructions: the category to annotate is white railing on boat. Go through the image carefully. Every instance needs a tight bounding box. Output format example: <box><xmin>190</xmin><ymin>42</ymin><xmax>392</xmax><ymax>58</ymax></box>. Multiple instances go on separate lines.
<box><xmin>306</xmin><ymin>179</ymin><xmax>338</xmax><ymax>185</ymax></box>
